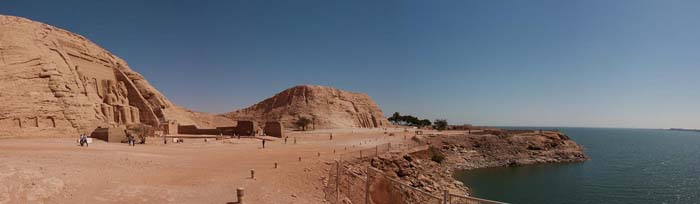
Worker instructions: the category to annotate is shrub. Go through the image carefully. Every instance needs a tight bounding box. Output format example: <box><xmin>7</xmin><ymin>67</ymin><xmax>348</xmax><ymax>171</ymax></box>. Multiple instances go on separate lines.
<box><xmin>429</xmin><ymin>146</ymin><xmax>445</xmax><ymax>163</ymax></box>
<box><xmin>434</xmin><ymin>119</ymin><xmax>448</xmax><ymax>131</ymax></box>
<box><xmin>295</xmin><ymin>116</ymin><xmax>312</xmax><ymax>131</ymax></box>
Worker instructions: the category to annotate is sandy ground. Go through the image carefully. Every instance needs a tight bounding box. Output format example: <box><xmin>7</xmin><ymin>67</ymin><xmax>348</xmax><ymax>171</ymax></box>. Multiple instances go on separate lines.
<box><xmin>0</xmin><ymin>128</ymin><xmax>421</xmax><ymax>204</ymax></box>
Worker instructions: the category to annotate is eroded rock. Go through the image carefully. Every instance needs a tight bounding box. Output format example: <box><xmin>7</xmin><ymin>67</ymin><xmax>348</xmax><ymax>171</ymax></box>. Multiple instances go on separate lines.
<box><xmin>0</xmin><ymin>15</ymin><xmax>233</xmax><ymax>137</ymax></box>
<box><xmin>224</xmin><ymin>85</ymin><xmax>390</xmax><ymax>129</ymax></box>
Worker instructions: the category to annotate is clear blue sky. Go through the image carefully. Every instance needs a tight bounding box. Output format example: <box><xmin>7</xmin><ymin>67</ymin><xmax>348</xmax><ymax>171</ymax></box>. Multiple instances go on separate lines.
<box><xmin>2</xmin><ymin>0</ymin><xmax>699</xmax><ymax>129</ymax></box>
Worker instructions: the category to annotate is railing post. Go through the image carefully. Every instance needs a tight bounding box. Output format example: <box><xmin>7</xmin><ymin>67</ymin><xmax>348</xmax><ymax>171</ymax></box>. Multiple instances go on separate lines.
<box><xmin>365</xmin><ymin>167</ymin><xmax>371</xmax><ymax>204</ymax></box>
<box><xmin>236</xmin><ymin>188</ymin><xmax>245</xmax><ymax>204</ymax></box>
<box><xmin>336</xmin><ymin>160</ymin><xmax>340</xmax><ymax>203</ymax></box>
<box><xmin>443</xmin><ymin>190</ymin><xmax>449</xmax><ymax>204</ymax></box>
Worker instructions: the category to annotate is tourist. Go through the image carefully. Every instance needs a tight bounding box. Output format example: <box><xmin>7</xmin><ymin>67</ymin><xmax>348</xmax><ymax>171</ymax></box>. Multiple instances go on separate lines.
<box><xmin>127</xmin><ymin>133</ymin><xmax>135</xmax><ymax>146</ymax></box>
<box><xmin>262</xmin><ymin>139</ymin><xmax>266</xmax><ymax>148</ymax></box>
<box><xmin>79</xmin><ymin>134</ymin><xmax>88</xmax><ymax>147</ymax></box>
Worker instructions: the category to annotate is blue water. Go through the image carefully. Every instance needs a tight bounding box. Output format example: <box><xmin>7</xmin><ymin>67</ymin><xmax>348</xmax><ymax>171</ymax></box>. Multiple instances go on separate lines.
<box><xmin>454</xmin><ymin>128</ymin><xmax>700</xmax><ymax>204</ymax></box>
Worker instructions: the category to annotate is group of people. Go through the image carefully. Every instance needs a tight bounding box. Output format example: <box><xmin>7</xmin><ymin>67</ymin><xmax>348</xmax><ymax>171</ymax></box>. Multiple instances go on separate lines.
<box><xmin>127</xmin><ymin>135</ymin><xmax>136</xmax><ymax>146</ymax></box>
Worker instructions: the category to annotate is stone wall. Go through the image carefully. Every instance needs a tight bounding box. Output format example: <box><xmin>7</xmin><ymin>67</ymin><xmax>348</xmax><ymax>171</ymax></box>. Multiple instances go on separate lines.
<box><xmin>162</xmin><ymin>121</ymin><xmax>178</xmax><ymax>135</ymax></box>
<box><xmin>233</xmin><ymin>121</ymin><xmax>256</xmax><ymax>136</ymax></box>
<box><xmin>263</xmin><ymin>121</ymin><xmax>284</xmax><ymax>138</ymax></box>
<box><xmin>91</xmin><ymin>127</ymin><xmax>127</xmax><ymax>143</ymax></box>
<box><xmin>177</xmin><ymin>125</ymin><xmax>220</xmax><ymax>135</ymax></box>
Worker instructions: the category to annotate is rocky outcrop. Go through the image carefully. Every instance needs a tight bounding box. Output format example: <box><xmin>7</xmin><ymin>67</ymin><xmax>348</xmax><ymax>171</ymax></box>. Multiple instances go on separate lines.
<box><xmin>342</xmin><ymin>130</ymin><xmax>587</xmax><ymax>197</ymax></box>
<box><xmin>223</xmin><ymin>85</ymin><xmax>390</xmax><ymax>129</ymax></box>
<box><xmin>419</xmin><ymin>130</ymin><xmax>587</xmax><ymax>170</ymax></box>
<box><xmin>0</xmin><ymin>15</ymin><xmax>233</xmax><ymax>137</ymax></box>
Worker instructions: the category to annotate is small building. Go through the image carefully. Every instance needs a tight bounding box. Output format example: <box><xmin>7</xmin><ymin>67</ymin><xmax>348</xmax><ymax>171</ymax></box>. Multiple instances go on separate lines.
<box><xmin>233</xmin><ymin>120</ymin><xmax>256</xmax><ymax>136</ymax></box>
<box><xmin>91</xmin><ymin>127</ymin><xmax>127</xmax><ymax>143</ymax></box>
<box><xmin>264</xmin><ymin>121</ymin><xmax>284</xmax><ymax>138</ymax></box>
<box><xmin>162</xmin><ymin>121</ymin><xmax>178</xmax><ymax>135</ymax></box>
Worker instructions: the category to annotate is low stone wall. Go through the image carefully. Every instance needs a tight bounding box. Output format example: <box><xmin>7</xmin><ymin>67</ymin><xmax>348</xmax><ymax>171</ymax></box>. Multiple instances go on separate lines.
<box><xmin>173</xmin><ymin>121</ymin><xmax>263</xmax><ymax>136</ymax></box>
<box><xmin>233</xmin><ymin>121</ymin><xmax>256</xmax><ymax>136</ymax></box>
<box><xmin>263</xmin><ymin>121</ymin><xmax>284</xmax><ymax>138</ymax></box>
<box><xmin>177</xmin><ymin>125</ymin><xmax>219</xmax><ymax>135</ymax></box>
<box><xmin>91</xmin><ymin>127</ymin><xmax>127</xmax><ymax>143</ymax></box>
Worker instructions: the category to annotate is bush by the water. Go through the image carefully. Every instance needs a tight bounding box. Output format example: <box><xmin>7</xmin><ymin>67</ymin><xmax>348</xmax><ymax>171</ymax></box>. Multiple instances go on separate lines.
<box><xmin>429</xmin><ymin>146</ymin><xmax>445</xmax><ymax>163</ymax></box>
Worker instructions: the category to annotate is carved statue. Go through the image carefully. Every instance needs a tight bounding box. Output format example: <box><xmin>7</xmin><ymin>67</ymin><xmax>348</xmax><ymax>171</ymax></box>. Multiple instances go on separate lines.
<box><xmin>104</xmin><ymin>92</ymin><xmax>118</xmax><ymax>105</ymax></box>
<box><xmin>130</xmin><ymin>106</ymin><xmax>140</xmax><ymax>123</ymax></box>
<box><xmin>101</xmin><ymin>103</ymin><xmax>114</xmax><ymax>123</ymax></box>
<box><xmin>117</xmin><ymin>81</ymin><xmax>129</xmax><ymax>105</ymax></box>
<box><xmin>113</xmin><ymin>106</ymin><xmax>122</xmax><ymax>124</ymax></box>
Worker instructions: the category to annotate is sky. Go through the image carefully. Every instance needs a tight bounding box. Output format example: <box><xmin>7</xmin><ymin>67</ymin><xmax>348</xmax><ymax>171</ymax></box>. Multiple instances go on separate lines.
<box><xmin>1</xmin><ymin>0</ymin><xmax>699</xmax><ymax>129</ymax></box>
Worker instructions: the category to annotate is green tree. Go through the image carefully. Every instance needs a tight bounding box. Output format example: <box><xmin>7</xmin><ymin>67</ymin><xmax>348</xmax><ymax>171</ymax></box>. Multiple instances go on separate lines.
<box><xmin>418</xmin><ymin>119</ymin><xmax>432</xmax><ymax>127</ymax></box>
<box><xmin>389</xmin><ymin>112</ymin><xmax>401</xmax><ymax>124</ymax></box>
<box><xmin>295</xmin><ymin>117</ymin><xmax>312</xmax><ymax>131</ymax></box>
<box><xmin>434</xmin><ymin>119</ymin><xmax>448</xmax><ymax>131</ymax></box>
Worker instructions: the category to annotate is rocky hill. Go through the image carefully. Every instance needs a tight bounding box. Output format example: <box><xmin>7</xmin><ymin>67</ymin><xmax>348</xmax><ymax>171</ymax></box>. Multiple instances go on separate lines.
<box><xmin>223</xmin><ymin>85</ymin><xmax>390</xmax><ymax>129</ymax></box>
<box><xmin>0</xmin><ymin>15</ymin><xmax>233</xmax><ymax>137</ymax></box>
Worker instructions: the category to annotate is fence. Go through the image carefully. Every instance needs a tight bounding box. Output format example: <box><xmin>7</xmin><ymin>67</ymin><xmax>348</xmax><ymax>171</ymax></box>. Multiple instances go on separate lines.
<box><xmin>326</xmin><ymin>137</ymin><xmax>508</xmax><ymax>204</ymax></box>
<box><xmin>337</xmin><ymin>134</ymin><xmax>427</xmax><ymax>161</ymax></box>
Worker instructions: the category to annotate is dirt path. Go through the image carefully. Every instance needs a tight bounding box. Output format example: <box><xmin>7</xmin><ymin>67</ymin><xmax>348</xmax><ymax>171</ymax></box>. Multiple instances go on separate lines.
<box><xmin>0</xmin><ymin>128</ymin><xmax>418</xmax><ymax>204</ymax></box>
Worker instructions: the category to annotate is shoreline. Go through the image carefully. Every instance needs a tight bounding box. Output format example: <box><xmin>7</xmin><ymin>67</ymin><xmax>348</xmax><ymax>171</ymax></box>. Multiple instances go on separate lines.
<box><xmin>339</xmin><ymin>129</ymin><xmax>588</xmax><ymax>201</ymax></box>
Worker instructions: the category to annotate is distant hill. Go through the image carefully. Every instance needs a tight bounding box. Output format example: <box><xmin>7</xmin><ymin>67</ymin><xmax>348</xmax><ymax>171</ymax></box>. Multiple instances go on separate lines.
<box><xmin>223</xmin><ymin>85</ymin><xmax>390</xmax><ymax>129</ymax></box>
<box><xmin>669</xmin><ymin>128</ymin><xmax>700</xmax><ymax>132</ymax></box>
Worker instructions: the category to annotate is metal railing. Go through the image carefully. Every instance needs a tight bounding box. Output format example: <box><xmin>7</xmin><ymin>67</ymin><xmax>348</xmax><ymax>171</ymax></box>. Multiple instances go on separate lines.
<box><xmin>448</xmin><ymin>194</ymin><xmax>509</xmax><ymax>204</ymax></box>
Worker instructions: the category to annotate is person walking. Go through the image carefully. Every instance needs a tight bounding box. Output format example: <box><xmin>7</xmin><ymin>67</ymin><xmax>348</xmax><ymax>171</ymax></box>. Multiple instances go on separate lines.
<box><xmin>79</xmin><ymin>134</ymin><xmax>87</xmax><ymax>147</ymax></box>
<box><xmin>126</xmin><ymin>132</ymin><xmax>135</xmax><ymax>147</ymax></box>
<box><xmin>262</xmin><ymin>139</ymin><xmax>266</xmax><ymax>149</ymax></box>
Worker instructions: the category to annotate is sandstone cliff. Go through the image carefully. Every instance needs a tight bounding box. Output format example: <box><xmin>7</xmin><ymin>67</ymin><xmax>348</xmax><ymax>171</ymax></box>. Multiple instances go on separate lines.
<box><xmin>224</xmin><ymin>85</ymin><xmax>390</xmax><ymax>129</ymax></box>
<box><xmin>0</xmin><ymin>15</ymin><xmax>233</xmax><ymax>137</ymax></box>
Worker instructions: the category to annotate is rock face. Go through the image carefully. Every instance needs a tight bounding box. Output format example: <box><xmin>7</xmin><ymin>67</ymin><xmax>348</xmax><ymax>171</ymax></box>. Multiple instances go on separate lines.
<box><xmin>224</xmin><ymin>85</ymin><xmax>390</xmax><ymax>129</ymax></box>
<box><xmin>0</xmin><ymin>15</ymin><xmax>233</xmax><ymax>137</ymax></box>
<box><xmin>425</xmin><ymin>130</ymin><xmax>588</xmax><ymax>170</ymax></box>
<box><xmin>339</xmin><ymin>129</ymin><xmax>587</xmax><ymax>200</ymax></box>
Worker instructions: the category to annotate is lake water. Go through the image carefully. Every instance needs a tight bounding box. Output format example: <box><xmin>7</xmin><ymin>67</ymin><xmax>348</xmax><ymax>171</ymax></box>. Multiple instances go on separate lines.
<box><xmin>454</xmin><ymin>128</ymin><xmax>700</xmax><ymax>204</ymax></box>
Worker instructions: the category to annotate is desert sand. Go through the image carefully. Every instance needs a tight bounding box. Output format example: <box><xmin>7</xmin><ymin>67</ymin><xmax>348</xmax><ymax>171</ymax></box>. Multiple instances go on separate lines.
<box><xmin>0</xmin><ymin>128</ymin><xmax>414</xmax><ymax>204</ymax></box>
